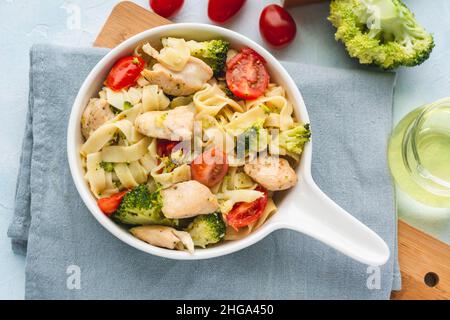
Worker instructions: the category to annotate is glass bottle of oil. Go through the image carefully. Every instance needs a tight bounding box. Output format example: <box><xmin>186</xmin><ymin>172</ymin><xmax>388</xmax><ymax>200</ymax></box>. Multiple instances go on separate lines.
<box><xmin>388</xmin><ymin>97</ymin><xmax>450</xmax><ymax>207</ymax></box>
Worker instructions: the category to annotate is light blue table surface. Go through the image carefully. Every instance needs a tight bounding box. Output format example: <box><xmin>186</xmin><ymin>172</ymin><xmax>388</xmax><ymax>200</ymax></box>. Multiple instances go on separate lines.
<box><xmin>0</xmin><ymin>0</ymin><xmax>449</xmax><ymax>299</ymax></box>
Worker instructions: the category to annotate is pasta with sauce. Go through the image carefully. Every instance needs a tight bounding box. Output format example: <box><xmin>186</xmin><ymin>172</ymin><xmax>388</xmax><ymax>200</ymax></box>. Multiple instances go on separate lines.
<box><xmin>79</xmin><ymin>37</ymin><xmax>310</xmax><ymax>253</ymax></box>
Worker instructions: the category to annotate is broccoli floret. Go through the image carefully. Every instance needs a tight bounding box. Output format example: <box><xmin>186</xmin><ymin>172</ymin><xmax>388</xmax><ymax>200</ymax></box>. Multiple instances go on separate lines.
<box><xmin>113</xmin><ymin>185</ymin><xmax>178</xmax><ymax>227</ymax></box>
<box><xmin>328</xmin><ymin>0</ymin><xmax>434</xmax><ymax>69</ymax></box>
<box><xmin>186</xmin><ymin>39</ymin><xmax>230</xmax><ymax>76</ymax></box>
<box><xmin>186</xmin><ymin>212</ymin><xmax>226</xmax><ymax>248</ymax></box>
<box><xmin>279</xmin><ymin>124</ymin><xmax>311</xmax><ymax>155</ymax></box>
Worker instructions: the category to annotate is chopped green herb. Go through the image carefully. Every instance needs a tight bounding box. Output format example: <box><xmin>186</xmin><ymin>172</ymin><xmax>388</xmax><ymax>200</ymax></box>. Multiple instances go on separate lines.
<box><xmin>156</xmin><ymin>112</ymin><xmax>168</xmax><ymax>127</ymax></box>
<box><xmin>123</xmin><ymin>101</ymin><xmax>133</xmax><ymax>110</ymax></box>
<box><xmin>160</xmin><ymin>156</ymin><xmax>177</xmax><ymax>173</ymax></box>
<box><xmin>100</xmin><ymin>161</ymin><xmax>115</xmax><ymax>172</ymax></box>
<box><xmin>132</xmin><ymin>57</ymin><xmax>140</xmax><ymax>65</ymax></box>
<box><xmin>110</xmin><ymin>105</ymin><xmax>121</xmax><ymax>115</ymax></box>
<box><xmin>260</xmin><ymin>104</ymin><xmax>271</xmax><ymax>114</ymax></box>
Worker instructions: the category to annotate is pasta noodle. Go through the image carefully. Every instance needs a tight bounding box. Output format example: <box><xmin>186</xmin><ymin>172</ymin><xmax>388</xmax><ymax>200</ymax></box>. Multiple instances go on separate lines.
<box><xmin>101</xmin><ymin>137</ymin><xmax>151</xmax><ymax>163</ymax></box>
<box><xmin>105</xmin><ymin>87</ymin><xmax>142</xmax><ymax>110</ymax></box>
<box><xmin>246</xmin><ymin>84</ymin><xmax>294</xmax><ymax>130</ymax></box>
<box><xmin>225</xmin><ymin>106</ymin><xmax>267</xmax><ymax>136</ymax></box>
<box><xmin>212</xmin><ymin>167</ymin><xmax>262</xmax><ymax>214</ymax></box>
<box><xmin>193</xmin><ymin>84</ymin><xmax>243</xmax><ymax>119</ymax></box>
<box><xmin>150</xmin><ymin>162</ymin><xmax>191</xmax><ymax>188</ymax></box>
<box><xmin>142</xmin><ymin>85</ymin><xmax>170</xmax><ymax>111</ymax></box>
<box><xmin>111</xmin><ymin>103</ymin><xmax>143</xmax><ymax>124</ymax></box>
<box><xmin>142</xmin><ymin>38</ymin><xmax>190</xmax><ymax>72</ymax></box>
<box><xmin>203</xmin><ymin>125</ymin><xmax>235</xmax><ymax>154</ymax></box>
<box><xmin>86</xmin><ymin>152</ymin><xmax>106</xmax><ymax>198</ymax></box>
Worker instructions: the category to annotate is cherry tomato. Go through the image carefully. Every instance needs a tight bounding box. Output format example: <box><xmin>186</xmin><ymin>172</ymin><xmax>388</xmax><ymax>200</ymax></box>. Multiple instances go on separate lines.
<box><xmin>226</xmin><ymin>47</ymin><xmax>269</xmax><ymax>100</ymax></box>
<box><xmin>150</xmin><ymin>0</ymin><xmax>184</xmax><ymax>18</ymax></box>
<box><xmin>157</xmin><ymin>139</ymin><xmax>178</xmax><ymax>157</ymax></box>
<box><xmin>226</xmin><ymin>187</ymin><xmax>268</xmax><ymax>230</ymax></box>
<box><xmin>106</xmin><ymin>56</ymin><xmax>145</xmax><ymax>91</ymax></box>
<box><xmin>98</xmin><ymin>191</ymin><xmax>128</xmax><ymax>216</ymax></box>
<box><xmin>208</xmin><ymin>0</ymin><xmax>246</xmax><ymax>23</ymax></box>
<box><xmin>259</xmin><ymin>4</ymin><xmax>297</xmax><ymax>48</ymax></box>
<box><xmin>191</xmin><ymin>148</ymin><xmax>229</xmax><ymax>188</ymax></box>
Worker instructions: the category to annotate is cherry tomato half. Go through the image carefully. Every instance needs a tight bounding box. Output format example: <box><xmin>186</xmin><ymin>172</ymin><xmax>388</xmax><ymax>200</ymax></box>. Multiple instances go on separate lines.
<box><xmin>226</xmin><ymin>47</ymin><xmax>269</xmax><ymax>100</ymax></box>
<box><xmin>259</xmin><ymin>4</ymin><xmax>297</xmax><ymax>48</ymax></box>
<box><xmin>191</xmin><ymin>148</ymin><xmax>229</xmax><ymax>188</ymax></box>
<box><xmin>150</xmin><ymin>0</ymin><xmax>184</xmax><ymax>18</ymax></box>
<box><xmin>98</xmin><ymin>191</ymin><xmax>128</xmax><ymax>216</ymax></box>
<box><xmin>106</xmin><ymin>56</ymin><xmax>145</xmax><ymax>91</ymax></box>
<box><xmin>226</xmin><ymin>187</ymin><xmax>268</xmax><ymax>230</ymax></box>
<box><xmin>208</xmin><ymin>0</ymin><xmax>246</xmax><ymax>23</ymax></box>
<box><xmin>157</xmin><ymin>139</ymin><xmax>179</xmax><ymax>157</ymax></box>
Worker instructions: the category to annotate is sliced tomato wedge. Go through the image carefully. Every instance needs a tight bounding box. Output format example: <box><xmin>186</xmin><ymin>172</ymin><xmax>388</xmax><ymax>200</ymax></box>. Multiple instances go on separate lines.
<box><xmin>106</xmin><ymin>56</ymin><xmax>145</xmax><ymax>91</ymax></box>
<box><xmin>191</xmin><ymin>148</ymin><xmax>229</xmax><ymax>188</ymax></box>
<box><xmin>226</xmin><ymin>187</ymin><xmax>268</xmax><ymax>230</ymax></box>
<box><xmin>98</xmin><ymin>191</ymin><xmax>128</xmax><ymax>216</ymax></box>
<box><xmin>156</xmin><ymin>139</ymin><xmax>179</xmax><ymax>157</ymax></box>
<box><xmin>226</xmin><ymin>47</ymin><xmax>269</xmax><ymax>100</ymax></box>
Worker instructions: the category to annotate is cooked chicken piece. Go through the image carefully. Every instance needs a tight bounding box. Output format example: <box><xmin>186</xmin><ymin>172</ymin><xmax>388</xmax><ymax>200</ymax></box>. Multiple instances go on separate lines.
<box><xmin>130</xmin><ymin>225</ymin><xmax>194</xmax><ymax>253</ymax></box>
<box><xmin>161</xmin><ymin>181</ymin><xmax>219</xmax><ymax>219</ymax></box>
<box><xmin>135</xmin><ymin>105</ymin><xmax>194</xmax><ymax>141</ymax></box>
<box><xmin>142</xmin><ymin>57</ymin><xmax>213</xmax><ymax>96</ymax></box>
<box><xmin>244</xmin><ymin>156</ymin><xmax>298</xmax><ymax>191</ymax></box>
<box><xmin>81</xmin><ymin>98</ymin><xmax>115</xmax><ymax>139</ymax></box>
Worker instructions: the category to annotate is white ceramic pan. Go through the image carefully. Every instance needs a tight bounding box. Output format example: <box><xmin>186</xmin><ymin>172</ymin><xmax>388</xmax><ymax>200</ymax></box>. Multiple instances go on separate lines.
<box><xmin>67</xmin><ymin>23</ymin><xmax>390</xmax><ymax>266</ymax></box>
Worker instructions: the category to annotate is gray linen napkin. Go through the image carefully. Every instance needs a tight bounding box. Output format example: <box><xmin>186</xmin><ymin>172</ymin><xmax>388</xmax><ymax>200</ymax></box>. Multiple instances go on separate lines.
<box><xmin>8</xmin><ymin>44</ymin><xmax>400</xmax><ymax>299</ymax></box>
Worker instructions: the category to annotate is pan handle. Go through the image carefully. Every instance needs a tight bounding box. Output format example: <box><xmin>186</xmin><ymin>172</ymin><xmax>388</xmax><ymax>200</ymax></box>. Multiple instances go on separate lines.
<box><xmin>278</xmin><ymin>177</ymin><xmax>390</xmax><ymax>266</ymax></box>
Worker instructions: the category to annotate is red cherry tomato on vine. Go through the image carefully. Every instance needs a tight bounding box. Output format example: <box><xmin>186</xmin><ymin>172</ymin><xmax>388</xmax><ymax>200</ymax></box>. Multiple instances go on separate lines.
<box><xmin>150</xmin><ymin>0</ymin><xmax>184</xmax><ymax>18</ymax></box>
<box><xmin>259</xmin><ymin>4</ymin><xmax>297</xmax><ymax>48</ymax></box>
<box><xmin>208</xmin><ymin>0</ymin><xmax>246</xmax><ymax>23</ymax></box>
<box><xmin>106</xmin><ymin>56</ymin><xmax>145</xmax><ymax>91</ymax></box>
<box><xmin>226</xmin><ymin>47</ymin><xmax>269</xmax><ymax>100</ymax></box>
<box><xmin>226</xmin><ymin>187</ymin><xmax>268</xmax><ymax>230</ymax></box>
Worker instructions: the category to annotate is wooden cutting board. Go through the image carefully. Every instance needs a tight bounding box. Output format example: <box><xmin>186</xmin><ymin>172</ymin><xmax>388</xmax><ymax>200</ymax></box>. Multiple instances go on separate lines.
<box><xmin>94</xmin><ymin>1</ymin><xmax>450</xmax><ymax>300</ymax></box>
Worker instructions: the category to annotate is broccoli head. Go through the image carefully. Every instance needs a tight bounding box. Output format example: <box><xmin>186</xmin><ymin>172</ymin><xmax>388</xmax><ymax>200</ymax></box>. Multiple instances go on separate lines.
<box><xmin>186</xmin><ymin>212</ymin><xmax>226</xmax><ymax>248</ymax></box>
<box><xmin>279</xmin><ymin>124</ymin><xmax>311</xmax><ymax>155</ymax></box>
<box><xmin>113</xmin><ymin>185</ymin><xmax>178</xmax><ymax>227</ymax></box>
<box><xmin>328</xmin><ymin>0</ymin><xmax>434</xmax><ymax>69</ymax></box>
<box><xmin>186</xmin><ymin>39</ymin><xmax>230</xmax><ymax>76</ymax></box>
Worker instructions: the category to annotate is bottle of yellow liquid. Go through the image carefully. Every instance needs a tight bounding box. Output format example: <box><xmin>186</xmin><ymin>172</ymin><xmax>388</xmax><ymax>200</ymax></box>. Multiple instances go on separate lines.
<box><xmin>388</xmin><ymin>97</ymin><xmax>450</xmax><ymax>208</ymax></box>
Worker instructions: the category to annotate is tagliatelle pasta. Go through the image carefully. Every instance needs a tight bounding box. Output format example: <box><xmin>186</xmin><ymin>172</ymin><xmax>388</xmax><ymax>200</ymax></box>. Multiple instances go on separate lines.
<box><xmin>225</xmin><ymin>106</ymin><xmax>267</xmax><ymax>136</ymax></box>
<box><xmin>142</xmin><ymin>85</ymin><xmax>170</xmax><ymax>111</ymax></box>
<box><xmin>194</xmin><ymin>83</ymin><xmax>243</xmax><ymax>118</ymax></box>
<box><xmin>150</xmin><ymin>162</ymin><xmax>191</xmax><ymax>188</ymax></box>
<box><xmin>85</xmin><ymin>152</ymin><xmax>106</xmax><ymax>198</ymax></box>
<box><xmin>101</xmin><ymin>137</ymin><xmax>151</xmax><ymax>163</ymax></box>
<box><xmin>142</xmin><ymin>38</ymin><xmax>190</xmax><ymax>72</ymax></box>
<box><xmin>246</xmin><ymin>85</ymin><xmax>295</xmax><ymax>131</ymax></box>
<box><xmin>79</xmin><ymin>36</ymin><xmax>310</xmax><ymax>252</ymax></box>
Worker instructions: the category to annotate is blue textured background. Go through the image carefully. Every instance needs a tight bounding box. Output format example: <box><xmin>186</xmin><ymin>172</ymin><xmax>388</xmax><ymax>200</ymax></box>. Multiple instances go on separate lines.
<box><xmin>0</xmin><ymin>0</ymin><xmax>449</xmax><ymax>299</ymax></box>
